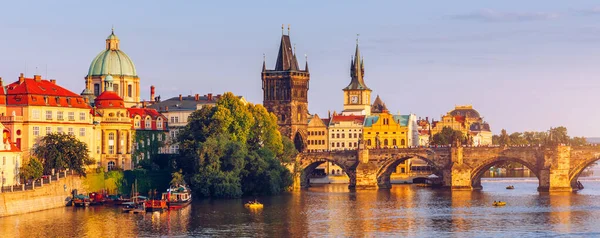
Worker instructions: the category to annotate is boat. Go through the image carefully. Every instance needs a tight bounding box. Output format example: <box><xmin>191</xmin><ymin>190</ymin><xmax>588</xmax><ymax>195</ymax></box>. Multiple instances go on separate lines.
<box><xmin>122</xmin><ymin>179</ymin><xmax>146</xmax><ymax>214</ymax></box>
<box><xmin>245</xmin><ymin>200</ymin><xmax>264</xmax><ymax>209</ymax></box>
<box><xmin>145</xmin><ymin>200</ymin><xmax>168</xmax><ymax>212</ymax></box>
<box><xmin>89</xmin><ymin>192</ymin><xmax>106</xmax><ymax>205</ymax></box>
<box><xmin>506</xmin><ymin>185</ymin><xmax>514</xmax><ymax>190</ymax></box>
<box><xmin>493</xmin><ymin>201</ymin><xmax>506</xmax><ymax>206</ymax></box>
<box><xmin>73</xmin><ymin>194</ymin><xmax>91</xmax><ymax>207</ymax></box>
<box><xmin>162</xmin><ymin>185</ymin><xmax>192</xmax><ymax>209</ymax></box>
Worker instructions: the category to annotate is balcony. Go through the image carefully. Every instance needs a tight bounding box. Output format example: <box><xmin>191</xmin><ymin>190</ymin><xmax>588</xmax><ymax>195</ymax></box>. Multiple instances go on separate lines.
<box><xmin>0</xmin><ymin>116</ymin><xmax>23</xmax><ymax>122</ymax></box>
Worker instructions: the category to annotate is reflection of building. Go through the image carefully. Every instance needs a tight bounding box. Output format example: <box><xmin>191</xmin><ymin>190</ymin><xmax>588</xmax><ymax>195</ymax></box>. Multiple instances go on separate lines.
<box><xmin>92</xmin><ymin>75</ymin><xmax>133</xmax><ymax>171</ymax></box>
<box><xmin>148</xmin><ymin>93</ymin><xmax>246</xmax><ymax>154</ymax></box>
<box><xmin>431</xmin><ymin>105</ymin><xmax>492</xmax><ymax>146</ymax></box>
<box><xmin>84</xmin><ymin>29</ymin><xmax>140</xmax><ymax>107</ymax></box>
<box><xmin>0</xmin><ymin>123</ymin><xmax>21</xmax><ymax>186</ymax></box>
<box><xmin>262</xmin><ymin>29</ymin><xmax>310</xmax><ymax>151</ymax></box>
<box><xmin>342</xmin><ymin>42</ymin><xmax>371</xmax><ymax>116</ymax></box>
<box><xmin>127</xmin><ymin>108</ymin><xmax>168</xmax><ymax>165</ymax></box>
<box><xmin>0</xmin><ymin>74</ymin><xmax>95</xmax><ymax>161</ymax></box>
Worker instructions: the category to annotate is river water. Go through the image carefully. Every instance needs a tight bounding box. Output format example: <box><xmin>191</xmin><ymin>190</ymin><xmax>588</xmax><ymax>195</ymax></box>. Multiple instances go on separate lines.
<box><xmin>2</xmin><ymin>178</ymin><xmax>600</xmax><ymax>237</ymax></box>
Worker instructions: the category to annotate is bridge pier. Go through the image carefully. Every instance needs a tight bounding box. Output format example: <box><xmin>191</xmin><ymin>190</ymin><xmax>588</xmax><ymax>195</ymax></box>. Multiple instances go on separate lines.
<box><xmin>547</xmin><ymin>146</ymin><xmax>573</xmax><ymax>192</ymax></box>
<box><xmin>355</xmin><ymin>148</ymin><xmax>379</xmax><ymax>189</ymax></box>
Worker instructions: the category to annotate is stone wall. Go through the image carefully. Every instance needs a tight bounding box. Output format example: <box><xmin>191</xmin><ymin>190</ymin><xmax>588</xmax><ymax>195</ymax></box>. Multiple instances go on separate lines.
<box><xmin>0</xmin><ymin>175</ymin><xmax>87</xmax><ymax>217</ymax></box>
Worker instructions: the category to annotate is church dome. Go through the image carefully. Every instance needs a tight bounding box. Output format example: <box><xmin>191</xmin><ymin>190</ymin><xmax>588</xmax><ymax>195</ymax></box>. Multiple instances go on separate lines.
<box><xmin>87</xmin><ymin>30</ymin><xmax>137</xmax><ymax>77</ymax></box>
<box><xmin>449</xmin><ymin>105</ymin><xmax>481</xmax><ymax>119</ymax></box>
<box><xmin>95</xmin><ymin>91</ymin><xmax>125</xmax><ymax>109</ymax></box>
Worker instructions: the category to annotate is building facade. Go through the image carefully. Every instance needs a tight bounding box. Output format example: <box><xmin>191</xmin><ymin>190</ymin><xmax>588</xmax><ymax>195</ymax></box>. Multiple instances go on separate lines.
<box><xmin>84</xmin><ymin>29</ymin><xmax>140</xmax><ymax>107</ymax></box>
<box><xmin>328</xmin><ymin>115</ymin><xmax>364</xmax><ymax>151</ymax></box>
<box><xmin>128</xmin><ymin>107</ymin><xmax>168</xmax><ymax>166</ymax></box>
<box><xmin>431</xmin><ymin>105</ymin><xmax>492</xmax><ymax>146</ymax></box>
<box><xmin>262</xmin><ymin>30</ymin><xmax>310</xmax><ymax>151</ymax></box>
<box><xmin>0</xmin><ymin>122</ymin><xmax>21</xmax><ymax>186</ymax></box>
<box><xmin>306</xmin><ymin>114</ymin><xmax>328</xmax><ymax>153</ymax></box>
<box><xmin>363</xmin><ymin>111</ymin><xmax>409</xmax><ymax>149</ymax></box>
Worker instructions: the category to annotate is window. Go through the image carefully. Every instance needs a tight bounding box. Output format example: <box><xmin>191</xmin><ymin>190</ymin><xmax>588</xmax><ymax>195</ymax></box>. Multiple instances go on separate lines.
<box><xmin>384</xmin><ymin>139</ymin><xmax>388</xmax><ymax>146</ymax></box>
<box><xmin>157</xmin><ymin>118</ymin><xmax>163</xmax><ymax>129</ymax></box>
<box><xmin>128</xmin><ymin>85</ymin><xmax>132</xmax><ymax>97</ymax></box>
<box><xmin>108</xmin><ymin>132</ymin><xmax>115</xmax><ymax>154</ymax></box>
<box><xmin>393</xmin><ymin>139</ymin><xmax>397</xmax><ymax>146</ymax></box>
<box><xmin>367</xmin><ymin>139</ymin><xmax>372</xmax><ymax>146</ymax></box>
<box><xmin>68</xmin><ymin>128</ymin><xmax>74</xmax><ymax>135</ymax></box>
<box><xmin>46</xmin><ymin>110</ymin><xmax>53</xmax><ymax>120</ymax></box>
<box><xmin>33</xmin><ymin>126</ymin><xmax>40</xmax><ymax>137</ymax></box>
<box><xmin>145</xmin><ymin>118</ymin><xmax>151</xmax><ymax>128</ymax></box>
<box><xmin>113</xmin><ymin>83</ymin><xmax>119</xmax><ymax>93</ymax></box>
<box><xmin>134</xmin><ymin>117</ymin><xmax>141</xmax><ymax>128</ymax></box>
<box><xmin>46</xmin><ymin>127</ymin><xmax>51</xmax><ymax>135</ymax></box>
<box><xmin>57</xmin><ymin>111</ymin><xmax>64</xmax><ymax>121</ymax></box>
<box><xmin>68</xmin><ymin>112</ymin><xmax>75</xmax><ymax>121</ymax></box>
<box><xmin>79</xmin><ymin>128</ymin><xmax>86</xmax><ymax>137</ymax></box>
<box><xmin>342</xmin><ymin>134</ymin><xmax>345</xmax><ymax>138</ymax></box>
<box><xmin>79</xmin><ymin>112</ymin><xmax>86</xmax><ymax>121</ymax></box>
<box><xmin>57</xmin><ymin>127</ymin><xmax>63</xmax><ymax>134</ymax></box>
<box><xmin>341</xmin><ymin>142</ymin><xmax>345</xmax><ymax>147</ymax></box>
<box><xmin>331</xmin><ymin>142</ymin><xmax>335</xmax><ymax>148</ymax></box>
<box><xmin>336</xmin><ymin>142</ymin><xmax>340</xmax><ymax>147</ymax></box>
<box><xmin>32</xmin><ymin>110</ymin><xmax>40</xmax><ymax>119</ymax></box>
<box><xmin>401</xmin><ymin>139</ymin><xmax>406</xmax><ymax>146</ymax></box>
<box><xmin>158</xmin><ymin>134</ymin><xmax>162</xmax><ymax>141</ymax></box>
<box><xmin>94</xmin><ymin>84</ymin><xmax>100</xmax><ymax>96</ymax></box>
<box><xmin>107</xmin><ymin>161</ymin><xmax>115</xmax><ymax>171</ymax></box>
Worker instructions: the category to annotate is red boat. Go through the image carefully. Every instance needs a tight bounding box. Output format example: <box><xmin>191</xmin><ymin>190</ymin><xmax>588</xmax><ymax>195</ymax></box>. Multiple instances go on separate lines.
<box><xmin>162</xmin><ymin>185</ymin><xmax>192</xmax><ymax>209</ymax></box>
<box><xmin>88</xmin><ymin>192</ymin><xmax>106</xmax><ymax>205</ymax></box>
<box><xmin>145</xmin><ymin>200</ymin><xmax>168</xmax><ymax>212</ymax></box>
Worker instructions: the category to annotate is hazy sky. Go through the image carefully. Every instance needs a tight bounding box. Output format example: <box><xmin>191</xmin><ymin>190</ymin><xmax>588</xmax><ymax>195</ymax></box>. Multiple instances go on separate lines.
<box><xmin>1</xmin><ymin>1</ymin><xmax>600</xmax><ymax>136</ymax></box>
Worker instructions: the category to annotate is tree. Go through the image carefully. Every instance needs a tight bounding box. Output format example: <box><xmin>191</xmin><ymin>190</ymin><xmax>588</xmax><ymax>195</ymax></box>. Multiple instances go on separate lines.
<box><xmin>431</xmin><ymin>127</ymin><xmax>465</xmax><ymax>146</ymax></box>
<box><xmin>177</xmin><ymin>92</ymin><xmax>293</xmax><ymax>198</ymax></box>
<box><xmin>33</xmin><ymin>133</ymin><xmax>95</xmax><ymax>176</ymax></box>
<box><xmin>20</xmin><ymin>157</ymin><xmax>43</xmax><ymax>181</ymax></box>
<box><xmin>170</xmin><ymin>170</ymin><xmax>185</xmax><ymax>187</ymax></box>
<box><xmin>509</xmin><ymin>132</ymin><xmax>527</xmax><ymax>146</ymax></box>
<box><xmin>498</xmin><ymin>129</ymin><xmax>510</xmax><ymax>146</ymax></box>
<box><xmin>570</xmin><ymin>137</ymin><xmax>588</xmax><ymax>146</ymax></box>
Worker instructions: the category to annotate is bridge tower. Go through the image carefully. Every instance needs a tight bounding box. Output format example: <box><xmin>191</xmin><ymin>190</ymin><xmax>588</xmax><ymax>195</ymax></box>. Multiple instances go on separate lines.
<box><xmin>262</xmin><ymin>26</ymin><xmax>310</xmax><ymax>152</ymax></box>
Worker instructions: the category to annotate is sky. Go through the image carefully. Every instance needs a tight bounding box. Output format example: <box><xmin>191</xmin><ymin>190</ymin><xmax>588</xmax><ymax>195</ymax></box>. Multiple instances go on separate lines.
<box><xmin>1</xmin><ymin>0</ymin><xmax>600</xmax><ymax>137</ymax></box>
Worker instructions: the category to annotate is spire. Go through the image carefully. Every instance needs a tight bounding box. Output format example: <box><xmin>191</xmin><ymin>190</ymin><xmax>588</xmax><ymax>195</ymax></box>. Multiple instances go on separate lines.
<box><xmin>304</xmin><ymin>54</ymin><xmax>309</xmax><ymax>72</ymax></box>
<box><xmin>344</xmin><ymin>35</ymin><xmax>370</xmax><ymax>91</ymax></box>
<box><xmin>262</xmin><ymin>54</ymin><xmax>266</xmax><ymax>72</ymax></box>
<box><xmin>274</xmin><ymin>26</ymin><xmax>299</xmax><ymax>71</ymax></box>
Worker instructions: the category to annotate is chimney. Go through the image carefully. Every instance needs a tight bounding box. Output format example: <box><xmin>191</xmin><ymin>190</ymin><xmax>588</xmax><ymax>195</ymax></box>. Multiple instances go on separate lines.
<box><xmin>150</xmin><ymin>85</ymin><xmax>155</xmax><ymax>102</ymax></box>
<box><xmin>195</xmin><ymin>94</ymin><xmax>199</xmax><ymax>101</ymax></box>
<box><xmin>34</xmin><ymin>75</ymin><xmax>42</xmax><ymax>82</ymax></box>
<box><xmin>207</xmin><ymin>93</ymin><xmax>213</xmax><ymax>101</ymax></box>
<box><xmin>18</xmin><ymin>73</ymin><xmax>24</xmax><ymax>84</ymax></box>
<box><xmin>50</xmin><ymin>79</ymin><xmax>56</xmax><ymax>84</ymax></box>
<box><xmin>179</xmin><ymin>94</ymin><xmax>182</xmax><ymax>101</ymax></box>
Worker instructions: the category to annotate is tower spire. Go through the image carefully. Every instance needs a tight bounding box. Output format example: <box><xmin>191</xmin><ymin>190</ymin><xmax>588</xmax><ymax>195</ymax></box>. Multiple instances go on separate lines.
<box><xmin>344</xmin><ymin>35</ymin><xmax>369</xmax><ymax>91</ymax></box>
<box><xmin>304</xmin><ymin>54</ymin><xmax>309</xmax><ymax>72</ymax></box>
<box><xmin>262</xmin><ymin>53</ymin><xmax>266</xmax><ymax>72</ymax></box>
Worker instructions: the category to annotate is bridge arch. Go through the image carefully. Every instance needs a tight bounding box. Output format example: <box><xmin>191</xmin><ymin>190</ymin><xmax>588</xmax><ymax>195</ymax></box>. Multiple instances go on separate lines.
<box><xmin>568</xmin><ymin>155</ymin><xmax>600</xmax><ymax>190</ymax></box>
<box><xmin>376</xmin><ymin>153</ymin><xmax>443</xmax><ymax>189</ymax></box>
<box><xmin>297</xmin><ymin>157</ymin><xmax>356</xmax><ymax>188</ymax></box>
<box><xmin>469</xmin><ymin>156</ymin><xmax>540</xmax><ymax>190</ymax></box>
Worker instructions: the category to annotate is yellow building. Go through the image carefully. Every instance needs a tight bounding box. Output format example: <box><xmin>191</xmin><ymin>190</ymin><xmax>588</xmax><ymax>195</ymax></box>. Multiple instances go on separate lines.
<box><xmin>363</xmin><ymin>111</ymin><xmax>409</xmax><ymax>149</ymax></box>
<box><xmin>93</xmin><ymin>75</ymin><xmax>133</xmax><ymax>171</ymax></box>
<box><xmin>306</xmin><ymin>114</ymin><xmax>329</xmax><ymax>153</ymax></box>
<box><xmin>0</xmin><ymin>123</ymin><xmax>22</xmax><ymax>186</ymax></box>
<box><xmin>84</xmin><ymin>29</ymin><xmax>141</xmax><ymax>107</ymax></box>
<box><xmin>0</xmin><ymin>74</ymin><xmax>95</xmax><ymax>162</ymax></box>
<box><xmin>431</xmin><ymin>105</ymin><xmax>492</xmax><ymax>146</ymax></box>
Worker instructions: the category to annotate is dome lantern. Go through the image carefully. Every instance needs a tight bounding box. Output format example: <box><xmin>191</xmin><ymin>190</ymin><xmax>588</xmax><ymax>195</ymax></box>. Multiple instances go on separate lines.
<box><xmin>106</xmin><ymin>28</ymin><xmax>120</xmax><ymax>50</ymax></box>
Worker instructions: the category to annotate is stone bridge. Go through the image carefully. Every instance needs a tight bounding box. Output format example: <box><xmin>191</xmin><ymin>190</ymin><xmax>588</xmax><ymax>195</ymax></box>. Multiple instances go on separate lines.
<box><xmin>294</xmin><ymin>145</ymin><xmax>600</xmax><ymax>191</ymax></box>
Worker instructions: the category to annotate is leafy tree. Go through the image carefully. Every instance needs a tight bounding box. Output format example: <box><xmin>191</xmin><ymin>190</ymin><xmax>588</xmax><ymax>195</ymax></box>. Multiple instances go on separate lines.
<box><xmin>547</xmin><ymin>126</ymin><xmax>569</xmax><ymax>145</ymax></box>
<box><xmin>170</xmin><ymin>170</ymin><xmax>185</xmax><ymax>187</ymax></box>
<box><xmin>431</xmin><ymin>127</ymin><xmax>465</xmax><ymax>146</ymax></box>
<box><xmin>498</xmin><ymin>129</ymin><xmax>511</xmax><ymax>146</ymax></box>
<box><xmin>20</xmin><ymin>157</ymin><xmax>43</xmax><ymax>181</ymax></box>
<box><xmin>33</xmin><ymin>133</ymin><xmax>95</xmax><ymax>176</ymax></box>
<box><xmin>509</xmin><ymin>132</ymin><xmax>528</xmax><ymax>146</ymax></box>
<box><xmin>178</xmin><ymin>92</ymin><xmax>293</xmax><ymax>198</ymax></box>
<box><xmin>570</xmin><ymin>137</ymin><xmax>588</xmax><ymax>146</ymax></box>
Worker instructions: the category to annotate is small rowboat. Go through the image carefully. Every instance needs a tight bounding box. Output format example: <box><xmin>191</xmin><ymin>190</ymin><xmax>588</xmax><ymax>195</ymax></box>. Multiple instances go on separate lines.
<box><xmin>493</xmin><ymin>201</ymin><xmax>506</xmax><ymax>206</ymax></box>
<box><xmin>506</xmin><ymin>185</ymin><xmax>514</xmax><ymax>189</ymax></box>
<box><xmin>245</xmin><ymin>200</ymin><xmax>263</xmax><ymax>209</ymax></box>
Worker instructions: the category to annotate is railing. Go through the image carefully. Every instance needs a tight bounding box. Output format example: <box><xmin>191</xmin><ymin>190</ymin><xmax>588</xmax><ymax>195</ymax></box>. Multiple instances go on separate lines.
<box><xmin>0</xmin><ymin>116</ymin><xmax>23</xmax><ymax>122</ymax></box>
<box><xmin>0</xmin><ymin>171</ymin><xmax>71</xmax><ymax>194</ymax></box>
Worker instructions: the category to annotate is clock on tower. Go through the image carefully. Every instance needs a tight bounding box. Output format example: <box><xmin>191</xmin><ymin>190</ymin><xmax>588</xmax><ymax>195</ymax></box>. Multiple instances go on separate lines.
<box><xmin>351</xmin><ymin>95</ymin><xmax>358</xmax><ymax>104</ymax></box>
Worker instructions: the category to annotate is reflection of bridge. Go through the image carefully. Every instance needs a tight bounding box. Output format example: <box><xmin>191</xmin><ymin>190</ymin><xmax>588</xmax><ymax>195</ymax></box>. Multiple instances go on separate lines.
<box><xmin>294</xmin><ymin>145</ymin><xmax>600</xmax><ymax>191</ymax></box>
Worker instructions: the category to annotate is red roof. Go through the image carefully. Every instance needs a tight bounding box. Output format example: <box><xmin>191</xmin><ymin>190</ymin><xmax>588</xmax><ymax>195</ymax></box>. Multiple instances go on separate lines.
<box><xmin>95</xmin><ymin>91</ymin><xmax>124</xmax><ymax>108</ymax></box>
<box><xmin>330</xmin><ymin>115</ymin><xmax>365</xmax><ymax>124</ymax></box>
<box><xmin>5</xmin><ymin>77</ymin><xmax>90</xmax><ymax>109</ymax></box>
<box><xmin>127</xmin><ymin>108</ymin><xmax>166</xmax><ymax>120</ymax></box>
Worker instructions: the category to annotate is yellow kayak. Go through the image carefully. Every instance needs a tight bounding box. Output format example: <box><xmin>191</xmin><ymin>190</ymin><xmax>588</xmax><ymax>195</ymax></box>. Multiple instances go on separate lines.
<box><xmin>245</xmin><ymin>201</ymin><xmax>263</xmax><ymax>209</ymax></box>
<box><xmin>493</xmin><ymin>201</ymin><xmax>506</xmax><ymax>206</ymax></box>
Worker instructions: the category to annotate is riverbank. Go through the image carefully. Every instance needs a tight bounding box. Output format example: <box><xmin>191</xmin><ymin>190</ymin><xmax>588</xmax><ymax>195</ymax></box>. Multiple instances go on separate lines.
<box><xmin>0</xmin><ymin>175</ymin><xmax>86</xmax><ymax>217</ymax></box>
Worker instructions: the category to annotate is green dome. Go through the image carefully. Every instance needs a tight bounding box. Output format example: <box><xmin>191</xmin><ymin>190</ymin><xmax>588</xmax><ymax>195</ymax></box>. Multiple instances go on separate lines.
<box><xmin>87</xmin><ymin>49</ymin><xmax>137</xmax><ymax>77</ymax></box>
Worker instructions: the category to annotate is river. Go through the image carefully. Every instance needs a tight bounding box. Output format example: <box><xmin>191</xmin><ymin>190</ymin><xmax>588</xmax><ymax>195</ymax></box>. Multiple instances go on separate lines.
<box><xmin>2</xmin><ymin>178</ymin><xmax>600</xmax><ymax>237</ymax></box>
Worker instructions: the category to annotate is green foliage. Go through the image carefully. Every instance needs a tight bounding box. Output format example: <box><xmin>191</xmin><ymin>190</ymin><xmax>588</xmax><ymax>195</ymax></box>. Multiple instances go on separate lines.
<box><xmin>170</xmin><ymin>170</ymin><xmax>185</xmax><ymax>187</ymax></box>
<box><xmin>20</xmin><ymin>157</ymin><xmax>43</xmax><ymax>181</ymax></box>
<box><xmin>33</xmin><ymin>133</ymin><xmax>94</xmax><ymax>176</ymax></box>
<box><xmin>492</xmin><ymin>126</ymin><xmax>587</xmax><ymax>146</ymax></box>
<box><xmin>431</xmin><ymin>127</ymin><xmax>466</xmax><ymax>146</ymax></box>
<box><xmin>132</xmin><ymin>130</ymin><xmax>166</xmax><ymax>170</ymax></box>
<box><xmin>498</xmin><ymin>129</ymin><xmax>510</xmax><ymax>146</ymax></box>
<box><xmin>571</xmin><ymin>137</ymin><xmax>588</xmax><ymax>146</ymax></box>
<box><xmin>177</xmin><ymin>92</ymin><xmax>292</xmax><ymax>198</ymax></box>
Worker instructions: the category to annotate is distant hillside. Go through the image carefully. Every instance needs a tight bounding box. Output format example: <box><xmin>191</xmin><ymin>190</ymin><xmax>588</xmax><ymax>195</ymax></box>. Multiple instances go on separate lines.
<box><xmin>587</xmin><ymin>137</ymin><xmax>600</xmax><ymax>144</ymax></box>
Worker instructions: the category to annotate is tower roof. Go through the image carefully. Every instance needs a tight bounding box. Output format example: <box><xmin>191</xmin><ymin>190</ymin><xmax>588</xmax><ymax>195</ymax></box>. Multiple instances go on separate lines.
<box><xmin>344</xmin><ymin>41</ymin><xmax>370</xmax><ymax>90</ymax></box>
<box><xmin>274</xmin><ymin>34</ymin><xmax>299</xmax><ymax>71</ymax></box>
<box><xmin>371</xmin><ymin>95</ymin><xmax>388</xmax><ymax>113</ymax></box>
<box><xmin>87</xmin><ymin>29</ymin><xmax>137</xmax><ymax>77</ymax></box>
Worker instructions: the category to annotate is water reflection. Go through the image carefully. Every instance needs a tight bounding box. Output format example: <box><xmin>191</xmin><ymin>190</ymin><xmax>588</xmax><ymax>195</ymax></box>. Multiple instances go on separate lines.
<box><xmin>1</xmin><ymin>180</ymin><xmax>600</xmax><ymax>237</ymax></box>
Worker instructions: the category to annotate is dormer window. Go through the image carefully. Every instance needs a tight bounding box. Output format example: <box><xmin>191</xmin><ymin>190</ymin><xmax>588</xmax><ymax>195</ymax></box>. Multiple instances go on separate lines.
<box><xmin>55</xmin><ymin>96</ymin><xmax>60</xmax><ymax>103</ymax></box>
<box><xmin>66</xmin><ymin>97</ymin><xmax>71</xmax><ymax>105</ymax></box>
<box><xmin>44</xmin><ymin>96</ymin><xmax>49</xmax><ymax>104</ymax></box>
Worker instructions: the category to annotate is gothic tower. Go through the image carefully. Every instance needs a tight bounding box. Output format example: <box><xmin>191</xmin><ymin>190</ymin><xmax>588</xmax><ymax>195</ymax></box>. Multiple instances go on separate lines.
<box><xmin>342</xmin><ymin>40</ymin><xmax>372</xmax><ymax>115</ymax></box>
<box><xmin>262</xmin><ymin>27</ymin><xmax>310</xmax><ymax>151</ymax></box>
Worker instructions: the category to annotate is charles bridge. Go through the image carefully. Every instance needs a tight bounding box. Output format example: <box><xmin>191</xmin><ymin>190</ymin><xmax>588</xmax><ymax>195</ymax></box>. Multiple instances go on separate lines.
<box><xmin>293</xmin><ymin>145</ymin><xmax>600</xmax><ymax>192</ymax></box>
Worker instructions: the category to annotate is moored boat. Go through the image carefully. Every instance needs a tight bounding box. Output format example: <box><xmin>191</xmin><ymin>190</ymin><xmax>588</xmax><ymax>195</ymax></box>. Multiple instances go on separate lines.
<box><xmin>245</xmin><ymin>200</ymin><xmax>264</xmax><ymax>209</ymax></box>
<box><xmin>493</xmin><ymin>201</ymin><xmax>506</xmax><ymax>206</ymax></box>
<box><xmin>506</xmin><ymin>185</ymin><xmax>514</xmax><ymax>190</ymax></box>
<box><xmin>145</xmin><ymin>200</ymin><xmax>168</xmax><ymax>212</ymax></box>
<box><xmin>73</xmin><ymin>194</ymin><xmax>91</xmax><ymax>207</ymax></box>
<box><xmin>162</xmin><ymin>185</ymin><xmax>192</xmax><ymax>209</ymax></box>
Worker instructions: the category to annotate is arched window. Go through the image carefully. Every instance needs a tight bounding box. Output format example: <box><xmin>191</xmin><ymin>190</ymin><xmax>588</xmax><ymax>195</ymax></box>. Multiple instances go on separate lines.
<box><xmin>113</xmin><ymin>83</ymin><xmax>119</xmax><ymax>93</ymax></box>
<box><xmin>94</xmin><ymin>84</ymin><xmax>100</xmax><ymax>96</ymax></box>
<box><xmin>384</xmin><ymin>139</ymin><xmax>388</xmax><ymax>146</ymax></box>
<box><xmin>134</xmin><ymin>116</ymin><xmax>141</xmax><ymax>128</ymax></box>
<box><xmin>393</xmin><ymin>139</ymin><xmax>397</xmax><ymax>145</ymax></box>
<box><xmin>157</xmin><ymin>118</ymin><xmax>163</xmax><ymax>129</ymax></box>
<box><xmin>367</xmin><ymin>139</ymin><xmax>371</xmax><ymax>146</ymax></box>
<box><xmin>128</xmin><ymin>85</ymin><xmax>133</xmax><ymax>97</ymax></box>
<box><xmin>337</xmin><ymin>142</ymin><xmax>340</xmax><ymax>147</ymax></box>
<box><xmin>401</xmin><ymin>139</ymin><xmax>406</xmax><ymax>146</ymax></box>
<box><xmin>145</xmin><ymin>116</ymin><xmax>151</xmax><ymax>129</ymax></box>
<box><xmin>108</xmin><ymin>161</ymin><xmax>115</xmax><ymax>171</ymax></box>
